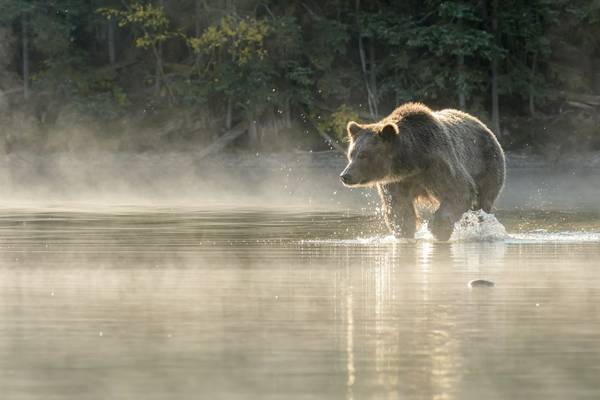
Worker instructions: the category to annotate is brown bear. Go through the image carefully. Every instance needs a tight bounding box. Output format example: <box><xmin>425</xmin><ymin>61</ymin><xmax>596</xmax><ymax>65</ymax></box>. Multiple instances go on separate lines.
<box><xmin>340</xmin><ymin>102</ymin><xmax>505</xmax><ymax>241</ymax></box>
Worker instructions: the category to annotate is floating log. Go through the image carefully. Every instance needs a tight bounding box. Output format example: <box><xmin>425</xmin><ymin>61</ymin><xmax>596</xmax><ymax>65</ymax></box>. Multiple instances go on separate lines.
<box><xmin>552</xmin><ymin>90</ymin><xmax>600</xmax><ymax>107</ymax></box>
<box><xmin>566</xmin><ymin>100</ymin><xmax>596</xmax><ymax>110</ymax></box>
<box><xmin>565</xmin><ymin>92</ymin><xmax>600</xmax><ymax>106</ymax></box>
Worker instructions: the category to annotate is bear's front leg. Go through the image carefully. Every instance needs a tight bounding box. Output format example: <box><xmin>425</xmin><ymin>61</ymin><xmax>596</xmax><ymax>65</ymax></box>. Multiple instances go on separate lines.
<box><xmin>429</xmin><ymin>205</ymin><xmax>458</xmax><ymax>241</ymax></box>
<box><xmin>429</xmin><ymin>169</ymin><xmax>476</xmax><ymax>241</ymax></box>
<box><xmin>378</xmin><ymin>183</ymin><xmax>416</xmax><ymax>238</ymax></box>
<box><xmin>430</xmin><ymin>197</ymin><xmax>471</xmax><ymax>241</ymax></box>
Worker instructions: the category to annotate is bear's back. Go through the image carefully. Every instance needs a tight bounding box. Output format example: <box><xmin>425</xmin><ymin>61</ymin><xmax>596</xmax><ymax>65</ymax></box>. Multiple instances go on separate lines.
<box><xmin>435</xmin><ymin>108</ymin><xmax>504</xmax><ymax>181</ymax></box>
<box><xmin>435</xmin><ymin>109</ymin><xmax>492</xmax><ymax>135</ymax></box>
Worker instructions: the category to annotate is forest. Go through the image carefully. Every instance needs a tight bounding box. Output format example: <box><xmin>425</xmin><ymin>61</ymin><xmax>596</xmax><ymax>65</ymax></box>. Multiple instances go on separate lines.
<box><xmin>0</xmin><ymin>0</ymin><xmax>599</xmax><ymax>155</ymax></box>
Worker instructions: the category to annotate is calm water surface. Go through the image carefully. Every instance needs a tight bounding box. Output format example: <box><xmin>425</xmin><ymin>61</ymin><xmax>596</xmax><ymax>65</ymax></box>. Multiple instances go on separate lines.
<box><xmin>1</xmin><ymin>207</ymin><xmax>599</xmax><ymax>399</ymax></box>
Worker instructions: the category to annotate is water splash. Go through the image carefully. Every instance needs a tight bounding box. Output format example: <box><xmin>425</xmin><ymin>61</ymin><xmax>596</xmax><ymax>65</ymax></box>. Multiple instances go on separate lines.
<box><xmin>449</xmin><ymin>210</ymin><xmax>509</xmax><ymax>242</ymax></box>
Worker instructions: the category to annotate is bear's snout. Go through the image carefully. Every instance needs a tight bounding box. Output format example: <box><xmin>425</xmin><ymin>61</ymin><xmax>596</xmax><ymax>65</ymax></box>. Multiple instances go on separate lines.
<box><xmin>340</xmin><ymin>172</ymin><xmax>353</xmax><ymax>185</ymax></box>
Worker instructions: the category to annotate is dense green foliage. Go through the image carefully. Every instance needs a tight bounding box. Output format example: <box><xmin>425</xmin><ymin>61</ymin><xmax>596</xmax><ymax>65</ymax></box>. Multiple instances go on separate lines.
<box><xmin>0</xmin><ymin>0</ymin><xmax>599</xmax><ymax>153</ymax></box>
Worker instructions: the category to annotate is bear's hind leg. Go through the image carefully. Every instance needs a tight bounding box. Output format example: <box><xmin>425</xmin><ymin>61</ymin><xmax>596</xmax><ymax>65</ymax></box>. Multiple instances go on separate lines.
<box><xmin>476</xmin><ymin>194</ymin><xmax>495</xmax><ymax>214</ymax></box>
<box><xmin>476</xmin><ymin>180</ymin><xmax>503</xmax><ymax>213</ymax></box>
<box><xmin>378</xmin><ymin>183</ymin><xmax>417</xmax><ymax>238</ymax></box>
<box><xmin>475</xmin><ymin>160</ymin><xmax>505</xmax><ymax>212</ymax></box>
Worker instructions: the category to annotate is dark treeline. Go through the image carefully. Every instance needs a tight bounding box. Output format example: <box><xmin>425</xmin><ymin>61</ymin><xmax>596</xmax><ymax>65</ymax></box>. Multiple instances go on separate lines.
<box><xmin>0</xmin><ymin>0</ymin><xmax>599</xmax><ymax>155</ymax></box>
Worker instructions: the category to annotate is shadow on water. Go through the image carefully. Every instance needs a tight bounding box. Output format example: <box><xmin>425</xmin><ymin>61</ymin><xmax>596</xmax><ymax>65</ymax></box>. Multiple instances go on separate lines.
<box><xmin>0</xmin><ymin>207</ymin><xmax>600</xmax><ymax>399</ymax></box>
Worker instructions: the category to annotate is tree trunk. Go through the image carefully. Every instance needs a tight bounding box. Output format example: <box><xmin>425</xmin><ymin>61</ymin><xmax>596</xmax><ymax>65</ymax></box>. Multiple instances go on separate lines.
<box><xmin>108</xmin><ymin>18</ymin><xmax>116</xmax><ymax>66</ymax></box>
<box><xmin>355</xmin><ymin>0</ymin><xmax>377</xmax><ymax>119</ymax></box>
<box><xmin>284</xmin><ymin>97</ymin><xmax>292</xmax><ymax>129</ymax></box>
<box><xmin>194</xmin><ymin>0</ymin><xmax>202</xmax><ymax>66</ymax></box>
<box><xmin>529</xmin><ymin>53</ymin><xmax>537</xmax><ymax>117</ymax></box>
<box><xmin>491</xmin><ymin>59</ymin><xmax>500</xmax><ymax>134</ymax></box>
<box><xmin>22</xmin><ymin>15</ymin><xmax>30</xmax><ymax>100</ymax></box>
<box><xmin>457</xmin><ymin>54</ymin><xmax>466</xmax><ymax>109</ymax></box>
<box><xmin>195</xmin><ymin>0</ymin><xmax>202</xmax><ymax>37</ymax></box>
<box><xmin>225</xmin><ymin>97</ymin><xmax>233</xmax><ymax>130</ymax></box>
<box><xmin>155</xmin><ymin>0</ymin><xmax>165</xmax><ymax>96</ymax></box>
<box><xmin>153</xmin><ymin>44</ymin><xmax>163</xmax><ymax>95</ymax></box>
<box><xmin>248</xmin><ymin>117</ymin><xmax>259</xmax><ymax>148</ymax></box>
<box><xmin>490</xmin><ymin>0</ymin><xmax>500</xmax><ymax>135</ymax></box>
<box><xmin>368</xmin><ymin>40</ymin><xmax>378</xmax><ymax>117</ymax></box>
<box><xmin>150</xmin><ymin>42</ymin><xmax>175</xmax><ymax>105</ymax></box>
<box><xmin>592</xmin><ymin>54</ymin><xmax>600</xmax><ymax>94</ymax></box>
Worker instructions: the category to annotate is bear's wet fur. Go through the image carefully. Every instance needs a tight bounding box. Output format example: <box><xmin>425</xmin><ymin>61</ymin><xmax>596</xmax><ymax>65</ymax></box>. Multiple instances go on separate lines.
<box><xmin>340</xmin><ymin>102</ymin><xmax>505</xmax><ymax>241</ymax></box>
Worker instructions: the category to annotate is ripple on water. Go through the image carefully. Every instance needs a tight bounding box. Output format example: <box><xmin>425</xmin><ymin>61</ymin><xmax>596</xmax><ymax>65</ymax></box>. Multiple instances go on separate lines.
<box><xmin>508</xmin><ymin>231</ymin><xmax>600</xmax><ymax>243</ymax></box>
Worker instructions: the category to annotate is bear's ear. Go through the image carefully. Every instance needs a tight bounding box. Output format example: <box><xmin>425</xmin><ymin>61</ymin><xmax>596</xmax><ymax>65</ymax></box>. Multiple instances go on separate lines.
<box><xmin>379</xmin><ymin>123</ymin><xmax>399</xmax><ymax>141</ymax></box>
<box><xmin>347</xmin><ymin>121</ymin><xmax>363</xmax><ymax>140</ymax></box>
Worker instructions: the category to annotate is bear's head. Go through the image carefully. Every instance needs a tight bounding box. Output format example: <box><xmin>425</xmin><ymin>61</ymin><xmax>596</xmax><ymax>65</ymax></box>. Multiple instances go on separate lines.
<box><xmin>339</xmin><ymin>121</ymin><xmax>400</xmax><ymax>187</ymax></box>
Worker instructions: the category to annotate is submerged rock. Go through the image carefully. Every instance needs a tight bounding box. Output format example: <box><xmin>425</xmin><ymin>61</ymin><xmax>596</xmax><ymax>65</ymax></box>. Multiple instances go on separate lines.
<box><xmin>468</xmin><ymin>279</ymin><xmax>495</xmax><ymax>288</ymax></box>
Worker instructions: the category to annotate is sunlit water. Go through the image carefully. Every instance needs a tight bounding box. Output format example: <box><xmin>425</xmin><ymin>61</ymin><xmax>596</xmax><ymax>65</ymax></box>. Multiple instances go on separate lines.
<box><xmin>1</xmin><ymin>207</ymin><xmax>600</xmax><ymax>399</ymax></box>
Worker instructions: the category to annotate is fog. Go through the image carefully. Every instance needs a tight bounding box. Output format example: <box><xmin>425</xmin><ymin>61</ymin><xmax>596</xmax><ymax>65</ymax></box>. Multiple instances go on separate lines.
<box><xmin>0</xmin><ymin>148</ymin><xmax>598</xmax><ymax>215</ymax></box>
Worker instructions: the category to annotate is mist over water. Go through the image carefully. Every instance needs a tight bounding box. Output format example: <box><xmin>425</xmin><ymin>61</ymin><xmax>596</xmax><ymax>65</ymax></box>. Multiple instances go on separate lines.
<box><xmin>2</xmin><ymin>150</ymin><xmax>600</xmax><ymax>211</ymax></box>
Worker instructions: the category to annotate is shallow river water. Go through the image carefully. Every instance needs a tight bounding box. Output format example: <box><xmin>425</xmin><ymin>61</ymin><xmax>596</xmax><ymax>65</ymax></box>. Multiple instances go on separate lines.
<box><xmin>1</xmin><ymin>206</ymin><xmax>599</xmax><ymax>399</ymax></box>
